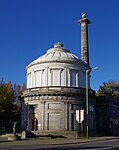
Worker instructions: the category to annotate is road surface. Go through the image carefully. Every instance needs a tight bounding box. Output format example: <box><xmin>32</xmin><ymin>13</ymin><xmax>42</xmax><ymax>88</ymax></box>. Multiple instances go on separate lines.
<box><xmin>0</xmin><ymin>137</ymin><xmax>119</xmax><ymax>150</ymax></box>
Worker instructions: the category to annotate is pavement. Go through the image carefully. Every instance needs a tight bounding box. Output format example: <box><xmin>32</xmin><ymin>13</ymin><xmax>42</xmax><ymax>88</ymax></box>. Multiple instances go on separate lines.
<box><xmin>0</xmin><ymin>135</ymin><xmax>119</xmax><ymax>147</ymax></box>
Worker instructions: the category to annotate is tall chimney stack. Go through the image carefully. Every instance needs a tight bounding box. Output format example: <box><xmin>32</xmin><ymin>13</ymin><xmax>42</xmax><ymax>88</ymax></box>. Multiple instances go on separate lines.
<box><xmin>77</xmin><ymin>12</ymin><xmax>91</xmax><ymax>66</ymax></box>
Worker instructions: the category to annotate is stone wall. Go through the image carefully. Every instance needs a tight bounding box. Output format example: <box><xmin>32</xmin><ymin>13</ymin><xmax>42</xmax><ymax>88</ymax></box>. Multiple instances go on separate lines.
<box><xmin>21</xmin><ymin>87</ymin><xmax>96</xmax><ymax>134</ymax></box>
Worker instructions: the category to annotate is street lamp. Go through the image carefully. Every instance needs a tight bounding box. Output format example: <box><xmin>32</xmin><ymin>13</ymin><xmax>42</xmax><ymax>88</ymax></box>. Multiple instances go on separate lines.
<box><xmin>86</xmin><ymin>66</ymin><xmax>99</xmax><ymax>139</ymax></box>
<box><xmin>26</xmin><ymin>103</ymin><xmax>28</xmax><ymax>131</ymax></box>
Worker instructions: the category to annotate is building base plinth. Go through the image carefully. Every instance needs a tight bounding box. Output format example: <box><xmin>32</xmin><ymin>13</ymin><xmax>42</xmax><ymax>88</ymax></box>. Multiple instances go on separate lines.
<box><xmin>8</xmin><ymin>135</ymin><xmax>21</xmax><ymax>141</ymax></box>
<box><xmin>32</xmin><ymin>130</ymin><xmax>80</xmax><ymax>139</ymax></box>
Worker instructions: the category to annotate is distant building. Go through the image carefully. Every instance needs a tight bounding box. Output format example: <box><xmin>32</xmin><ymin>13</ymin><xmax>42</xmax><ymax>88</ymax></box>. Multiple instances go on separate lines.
<box><xmin>20</xmin><ymin>13</ymin><xmax>96</xmax><ymax>137</ymax></box>
<box><xmin>96</xmin><ymin>96</ymin><xmax>119</xmax><ymax>135</ymax></box>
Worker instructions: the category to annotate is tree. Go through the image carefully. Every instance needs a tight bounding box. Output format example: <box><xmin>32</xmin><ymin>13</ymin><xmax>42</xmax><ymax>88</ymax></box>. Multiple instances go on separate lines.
<box><xmin>0</xmin><ymin>80</ymin><xmax>25</xmax><ymax>132</ymax></box>
<box><xmin>0</xmin><ymin>80</ymin><xmax>14</xmax><ymax>113</ymax></box>
<box><xmin>13</xmin><ymin>84</ymin><xmax>21</xmax><ymax>115</ymax></box>
<box><xmin>96</xmin><ymin>81</ymin><xmax>119</xmax><ymax>99</ymax></box>
<box><xmin>21</xmin><ymin>83</ymin><xmax>26</xmax><ymax>92</ymax></box>
<box><xmin>13</xmin><ymin>83</ymin><xmax>26</xmax><ymax>113</ymax></box>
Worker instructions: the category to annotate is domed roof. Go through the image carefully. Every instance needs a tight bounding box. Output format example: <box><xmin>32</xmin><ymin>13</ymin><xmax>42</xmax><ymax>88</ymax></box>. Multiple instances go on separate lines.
<box><xmin>27</xmin><ymin>42</ymin><xmax>85</xmax><ymax>68</ymax></box>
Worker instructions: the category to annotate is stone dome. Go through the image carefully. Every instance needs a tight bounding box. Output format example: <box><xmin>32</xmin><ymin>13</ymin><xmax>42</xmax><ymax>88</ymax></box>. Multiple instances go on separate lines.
<box><xmin>27</xmin><ymin>42</ymin><xmax>85</xmax><ymax>68</ymax></box>
<box><xmin>26</xmin><ymin>42</ymin><xmax>89</xmax><ymax>89</ymax></box>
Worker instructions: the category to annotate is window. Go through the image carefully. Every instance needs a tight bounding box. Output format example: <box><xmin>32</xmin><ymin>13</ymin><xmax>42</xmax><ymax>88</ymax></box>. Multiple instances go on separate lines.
<box><xmin>35</xmin><ymin>70</ymin><xmax>42</xmax><ymax>87</ymax></box>
<box><xmin>70</xmin><ymin>70</ymin><xmax>78</xmax><ymax>87</ymax></box>
<box><xmin>27</xmin><ymin>73</ymin><xmax>31</xmax><ymax>88</ymax></box>
<box><xmin>51</xmin><ymin>69</ymin><xmax>60</xmax><ymax>86</ymax></box>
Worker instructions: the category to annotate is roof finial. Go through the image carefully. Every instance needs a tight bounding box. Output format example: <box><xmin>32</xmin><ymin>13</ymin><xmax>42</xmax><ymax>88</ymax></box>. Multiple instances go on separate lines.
<box><xmin>54</xmin><ymin>42</ymin><xmax>64</xmax><ymax>48</ymax></box>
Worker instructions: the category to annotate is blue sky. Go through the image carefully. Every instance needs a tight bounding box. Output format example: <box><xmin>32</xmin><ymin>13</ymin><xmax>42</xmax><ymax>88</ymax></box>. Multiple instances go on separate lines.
<box><xmin>0</xmin><ymin>0</ymin><xmax>119</xmax><ymax>91</ymax></box>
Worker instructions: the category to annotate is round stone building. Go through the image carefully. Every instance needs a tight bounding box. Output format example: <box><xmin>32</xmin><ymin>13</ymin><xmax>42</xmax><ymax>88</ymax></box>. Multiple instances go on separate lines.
<box><xmin>21</xmin><ymin>13</ymin><xmax>96</xmax><ymax>137</ymax></box>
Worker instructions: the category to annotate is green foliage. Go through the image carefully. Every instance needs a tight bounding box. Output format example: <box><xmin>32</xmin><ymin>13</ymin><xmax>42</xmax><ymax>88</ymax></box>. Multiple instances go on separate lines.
<box><xmin>0</xmin><ymin>79</ymin><xmax>26</xmax><ymax>132</ymax></box>
<box><xmin>0</xmin><ymin>80</ymin><xmax>14</xmax><ymax>113</ymax></box>
<box><xmin>96</xmin><ymin>81</ymin><xmax>119</xmax><ymax>99</ymax></box>
<box><xmin>0</xmin><ymin>79</ymin><xmax>26</xmax><ymax>115</ymax></box>
<box><xmin>13</xmin><ymin>83</ymin><xmax>26</xmax><ymax>114</ymax></box>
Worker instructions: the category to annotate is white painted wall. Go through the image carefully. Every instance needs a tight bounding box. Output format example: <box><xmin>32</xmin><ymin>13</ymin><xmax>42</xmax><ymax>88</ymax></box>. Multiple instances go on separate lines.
<box><xmin>26</xmin><ymin>62</ymin><xmax>89</xmax><ymax>89</ymax></box>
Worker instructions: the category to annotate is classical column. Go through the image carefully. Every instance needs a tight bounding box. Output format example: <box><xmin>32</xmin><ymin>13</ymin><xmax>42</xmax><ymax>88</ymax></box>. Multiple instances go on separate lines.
<box><xmin>32</xmin><ymin>70</ymin><xmax>35</xmax><ymax>87</ymax></box>
<box><xmin>63</xmin><ymin>101</ymin><xmax>69</xmax><ymax>130</ymax></box>
<box><xmin>26</xmin><ymin>104</ymin><xmax>29</xmax><ymax>130</ymax></box>
<box><xmin>41</xmin><ymin>101</ymin><xmax>45</xmax><ymax>130</ymax></box>
<box><xmin>46</xmin><ymin>67</ymin><xmax>48</xmax><ymax>86</ymax></box>
<box><xmin>65</xmin><ymin>102</ymin><xmax>69</xmax><ymax>130</ymax></box>
<box><xmin>68</xmin><ymin>103</ymin><xmax>72</xmax><ymax>130</ymax></box>
<box><xmin>37</xmin><ymin>103</ymin><xmax>42</xmax><ymax>130</ymax></box>
<box><xmin>78</xmin><ymin>12</ymin><xmax>91</xmax><ymax>66</ymax></box>
<box><xmin>67</xmin><ymin>68</ymin><xmax>70</xmax><ymax>86</ymax></box>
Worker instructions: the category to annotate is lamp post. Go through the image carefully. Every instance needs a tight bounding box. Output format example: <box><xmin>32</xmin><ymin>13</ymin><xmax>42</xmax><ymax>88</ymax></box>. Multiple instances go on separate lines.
<box><xmin>86</xmin><ymin>66</ymin><xmax>99</xmax><ymax>139</ymax></box>
<box><xmin>26</xmin><ymin>103</ymin><xmax>28</xmax><ymax>131</ymax></box>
